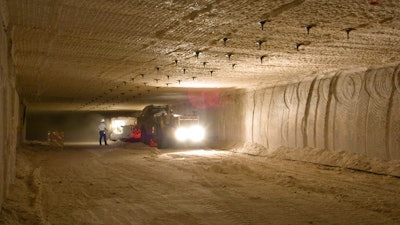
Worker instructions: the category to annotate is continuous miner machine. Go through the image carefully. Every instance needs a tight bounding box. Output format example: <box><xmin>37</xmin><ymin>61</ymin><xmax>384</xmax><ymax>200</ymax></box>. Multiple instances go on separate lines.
<box><xmin>137</xmin><ymin>105</ymin><xmax>205</xmax><ymax>148</ymax></box>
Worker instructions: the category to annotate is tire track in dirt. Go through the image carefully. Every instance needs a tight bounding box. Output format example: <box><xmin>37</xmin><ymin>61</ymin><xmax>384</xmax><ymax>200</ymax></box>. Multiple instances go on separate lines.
<box><xmin>90</xmin><ymin>149</ymin><xmax>242</xmax><ymax>225</ymax></box>
<box><xmin>235</xmin><ymin>155</ymin><xmax>400</xmax><ymax>222</ymax></box>
<box><xmin>160</xmin><ymin>151</ymin><xmax>400</xmax><ymax>224</ymax></box>
<box><xmin>6</xmin><ymin>144</ymin><xmax>400</xmax><ymax>225</ymax></box>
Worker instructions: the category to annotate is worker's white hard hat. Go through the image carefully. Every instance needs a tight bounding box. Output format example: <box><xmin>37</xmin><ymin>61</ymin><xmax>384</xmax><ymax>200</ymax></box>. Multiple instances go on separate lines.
<box><xmin>101</xmin><ymin>119</ymin><xmax>105</xmax><ymax>122</ymax></box>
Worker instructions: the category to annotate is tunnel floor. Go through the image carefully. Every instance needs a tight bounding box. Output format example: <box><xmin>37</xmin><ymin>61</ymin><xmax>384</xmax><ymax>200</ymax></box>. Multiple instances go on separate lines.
<box><xmin>1</xmin><ymin>142</ymin><xmax>400</xmax><ymax>225</ymax></box>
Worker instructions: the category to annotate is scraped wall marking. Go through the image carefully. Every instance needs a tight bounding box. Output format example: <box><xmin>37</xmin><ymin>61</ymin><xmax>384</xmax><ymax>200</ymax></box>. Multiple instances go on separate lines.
<box><xmin>215</xmin><ymin>63</ymin><xmax>400</xmax><ymax>161</ymax></box>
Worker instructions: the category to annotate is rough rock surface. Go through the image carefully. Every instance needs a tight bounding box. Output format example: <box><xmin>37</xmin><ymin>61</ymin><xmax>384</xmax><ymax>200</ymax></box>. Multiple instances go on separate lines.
<box><xmin>214</xmin><ymin>63</ymin><xmax>400</xmax><ymax>161</ymax></box>
<box><xmin>3</xmin><ymin>0</ymin><xmax>400</xmax><ymax>110</ymax></box>
<box><xmin>1</xmin><ymin>143</ymin><xmax>400</xmax><ymax>225</ymax></box>
<box><xmin>0</xmin><ymin>5</ymin><xmax>19</xmax><ymax>211</ymax></box>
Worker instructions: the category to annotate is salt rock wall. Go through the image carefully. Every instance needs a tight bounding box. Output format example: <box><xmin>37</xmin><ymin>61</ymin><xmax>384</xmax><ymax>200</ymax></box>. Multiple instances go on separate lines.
<box><xmin>204</xmin><ymin>91</ymin><xmax>246</xmax><ymax>143</ymax></box>
<box><xmin>244</xmin><ymin>65</ymin><xmax>400</xmax><ymax>160</ymax></box>
<box><xmin>215</xmin><ymin>63</ymin><xmax>400</xmax><ymax>161</ymax></box>
<box><xmin>0</xmin><ymin>3</ymin><xmax>20</xmax><ymax>210</ymax></box>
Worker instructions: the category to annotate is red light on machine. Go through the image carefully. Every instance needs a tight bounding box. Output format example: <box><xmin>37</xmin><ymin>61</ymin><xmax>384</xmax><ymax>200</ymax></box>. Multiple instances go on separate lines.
<box><xmin>187</xmin><ymin>89</ymin><xmax>221</xmax><ymax>109</ymax></box>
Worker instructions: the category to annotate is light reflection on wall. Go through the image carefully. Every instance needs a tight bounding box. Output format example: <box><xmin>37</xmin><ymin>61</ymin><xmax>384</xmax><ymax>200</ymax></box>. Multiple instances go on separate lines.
<box><xmin>111</xmin><ymin>119</ymin><xmax>126</xmax><ymax>134</ymax></box>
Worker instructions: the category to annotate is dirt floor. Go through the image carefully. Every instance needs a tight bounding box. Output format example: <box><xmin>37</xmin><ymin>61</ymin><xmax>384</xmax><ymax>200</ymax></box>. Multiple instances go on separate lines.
<box><xmin>1</xmin><ymin>142</ymin><xmax>400</xmax><ymax>225</ymax></box>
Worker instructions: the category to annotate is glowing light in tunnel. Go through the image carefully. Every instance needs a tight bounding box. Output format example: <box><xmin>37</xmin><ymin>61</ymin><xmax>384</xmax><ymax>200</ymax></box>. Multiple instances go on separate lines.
<box><xmin>174</xmin><ymin>125</ymin><xmax>205</xmax><ymax>142</ymax></box>
<box><xmin>111</xmin><ymin>120</ymin><xmax>126</xmax><ymax>134</ymax></box>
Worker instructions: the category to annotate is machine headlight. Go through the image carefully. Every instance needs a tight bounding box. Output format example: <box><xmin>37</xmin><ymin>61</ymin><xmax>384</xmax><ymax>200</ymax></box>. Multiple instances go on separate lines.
<box><xmin>175</xmin><ymin>127</ymin><xmax>188</xmax><ymax>142</ymax></box>
<box><xmin>174</xmin><ymin>125</ymin><xmax>205</xmax><ymax>142</ymax></box>
<box><xmin>189</xmin><ymin>125</ymin><xmax>205</xmax><ymax>142</ymax></box>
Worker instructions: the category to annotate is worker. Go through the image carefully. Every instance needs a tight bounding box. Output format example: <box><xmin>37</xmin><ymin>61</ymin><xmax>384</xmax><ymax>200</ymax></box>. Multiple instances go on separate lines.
<box><xmin>99</xmin><ymin>119</ymin><xmax>108</xmax><ymax>145</ymax></box>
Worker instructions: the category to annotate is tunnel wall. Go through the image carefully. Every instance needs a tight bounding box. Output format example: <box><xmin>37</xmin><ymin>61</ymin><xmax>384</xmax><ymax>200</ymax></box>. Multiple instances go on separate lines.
<box><xmin>0</xmin><ymin>3</ymin><xmax>20</xmax><ymax>210</ymax></box>
<box><xmin>214</xmin><ymin>63</ymin><xmax>400</xmax><ymax>161</ymax></box>
<box><xmin>25</xmin><ymin>111</ymin><xmax>137</xmax><ymax>143</ymax></box>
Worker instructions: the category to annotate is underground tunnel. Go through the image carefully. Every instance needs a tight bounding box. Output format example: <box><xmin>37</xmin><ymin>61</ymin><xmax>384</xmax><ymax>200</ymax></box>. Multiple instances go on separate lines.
<box><xmin>1</xmin><ymin>0</ymin><xmax>400</xmax><ymax>224</ymax></box>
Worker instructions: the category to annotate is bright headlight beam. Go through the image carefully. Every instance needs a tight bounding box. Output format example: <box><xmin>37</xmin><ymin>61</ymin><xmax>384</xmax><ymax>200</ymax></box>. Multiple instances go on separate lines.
<box><xmin>189</xmin><ymin>125</ymin><xmax>205</xmax><ymax>142</ymax></box>
<box><xmin>175</xmin><ymin>127</ymin><xmax>188</xmax><ymax>142</ymax></box>
<box><xmin>174</xmin><ymin>125</ymin><xmax>205</xmax><ymax>142</ymax></box>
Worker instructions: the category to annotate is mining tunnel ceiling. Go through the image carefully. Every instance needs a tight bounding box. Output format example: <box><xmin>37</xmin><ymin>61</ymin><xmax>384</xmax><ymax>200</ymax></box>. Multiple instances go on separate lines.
<box><xmin>5</xmin><ymin>0</ymin><xmax>400</xmax><ymax>111</ymax></box>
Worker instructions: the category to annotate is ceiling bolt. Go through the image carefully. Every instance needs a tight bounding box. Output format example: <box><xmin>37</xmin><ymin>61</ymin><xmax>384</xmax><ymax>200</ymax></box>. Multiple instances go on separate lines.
<box><xmin>156</xmin><ymin>67</ymin><xmax>160</xmax><ymax>72</ymax></box>
<box><xmin>226</xmin><ymin>53</ymin><xmax>233</xmax><ymax>60</ymax></box>
<box><xmin>154</xmin><ymin>79</ymin><xmax>160</xmax><ymax>83</ymax></box>
<box><xmin>177</xmin><ymin>80</ymin><xmax>182</xmax><ymax>84</ymax></box>
<box><xmin>210</xmin><ymin>70</ymin><xmax>214</xmax><ymax>76</ymax></box>
<box><xmin>166</xmin><ymin>75</ymin><xmax>170</xmax><ymax>79</ymax></box>
<box><xmin>222</xmin><ymin>37</ymin><xmax>228</xmax><ymax>46</ymax></box>
<box><xmin>344</xmin><ymin>28</ymin><xmax>355</xmax><ymax>39</ymax></box>
<box><xmin>295</xmin><ymin>42</ymin><xmax>303</xmax><ymax>51</ymax></box>
<box><xmin>256</xmin><ymin>40</ymin><xmax>264</xmax><ymax>50</ymax></box>
<box><xmin>174</xmin><ymin>59</ymin><xmax>179</xmax><ymax>66</ymax></box>
<box><xmin>258</xmin><ymin>19</ymin><xmax>270</xmax><ymax>30</ymax></box>
<box><xmin>305</xmin><ymin>24</ymin><xmax>315</xmax><ymax>35</ymax></box>
<box><xmin>166</xmin><ymin>83</ymin><xmax>171</xmax><ymax>87</ymax></box>
<box><xmin>203</xmin><ymin>62</ymin><xmax>207</xmax><ymax>67</ymax></box>
<box><xmin>195</xmin><ymin>50</ymin><xmax>201</xmax><ymax>58</ymax></box>
<box><xmin>260</xmin><ymin>55</ymin><xmax>266</xmax><ymax>64</ymax></box>
<box><xmin>232</xmin><ymin>64</ymin><xmax>236</xmax><ymax>69</ymax></box>
<box><xmin>192</xmin><ymin>76</ymin><xmax>197</xmax><ymax>81</ymax></box>
<box><xmin>183</xmin><ymin>68</ymin><xmax>186</xmax><ymax>74</ymax></box>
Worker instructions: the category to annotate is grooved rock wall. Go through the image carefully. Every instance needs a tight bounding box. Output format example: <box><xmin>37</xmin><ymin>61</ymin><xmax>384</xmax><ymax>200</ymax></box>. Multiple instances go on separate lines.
<box><xmin>215</xmin><ymin>63</ymin><xmax>400</xmax><ymax>161</ymax></box>
<box><xmin>0</xmin><ymin>2</ymin><xmax>19</xmax><ymax>209</ymax></box>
